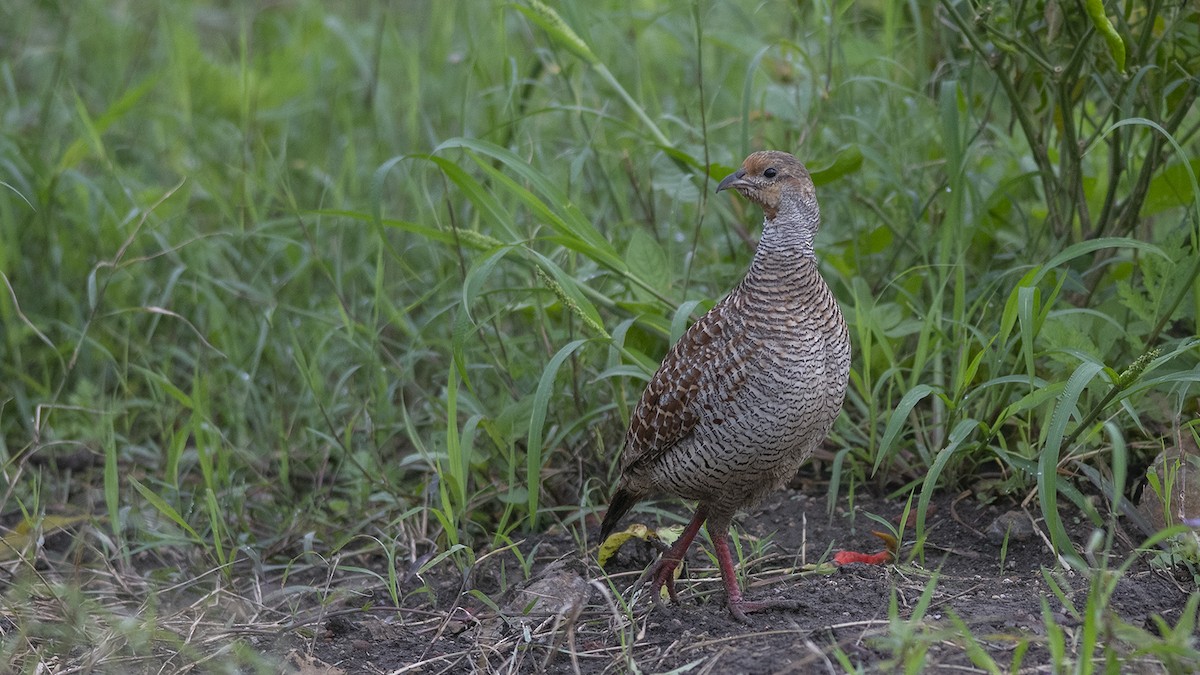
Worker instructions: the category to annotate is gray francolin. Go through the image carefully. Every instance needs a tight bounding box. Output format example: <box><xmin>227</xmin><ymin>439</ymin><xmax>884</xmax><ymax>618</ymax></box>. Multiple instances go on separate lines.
<box><xmin>600</xmin><ymin>150</ymin><xmax>851</xmax><ymax>622</ymax></box>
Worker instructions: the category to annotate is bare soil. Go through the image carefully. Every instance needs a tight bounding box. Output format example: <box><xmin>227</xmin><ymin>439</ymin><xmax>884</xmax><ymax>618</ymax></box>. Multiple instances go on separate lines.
<box><xmin>290</xmin><ymin>489</ymin><xmax>1196</xmax><ymax>674</ymax></box>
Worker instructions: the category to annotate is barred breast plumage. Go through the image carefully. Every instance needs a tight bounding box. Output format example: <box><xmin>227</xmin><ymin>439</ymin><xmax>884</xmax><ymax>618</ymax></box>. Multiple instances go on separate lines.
<box><xmin>600</xmin><ymin>150</ymin><xmax>851</xmax><ymax>622</ymax></box>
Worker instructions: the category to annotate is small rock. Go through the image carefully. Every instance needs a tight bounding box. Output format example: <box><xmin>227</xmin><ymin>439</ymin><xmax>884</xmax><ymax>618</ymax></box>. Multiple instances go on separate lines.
<box><xmin>497</xmin><ymin>556</ymin><xmax>592</xmax><ymax>619</ymax></box>
<box><xmin>1138</xmin><ymin>440</ymin><xmax>1200</xmax><ymax>532</ymax></box>
<box><xmin>987</xmin><ymin>510</ymin><xmax>1034</xmax><ymax>544</ymax></box>
<box><xmin>324</xmin><ymin>615</ymin><xmax>358</xmax><ymax>638</ymax></box>
<box><xmin>282</xmin><ymin>649</ymin><xmax>346</xmax><ymax>675</ymax></box>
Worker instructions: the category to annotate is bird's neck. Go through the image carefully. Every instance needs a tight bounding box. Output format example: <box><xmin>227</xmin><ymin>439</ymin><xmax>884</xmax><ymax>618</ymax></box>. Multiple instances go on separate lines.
<box><xmin>745</xmin><ymin>198</ymin><xmax>820</xmax><ymax>284</ymax></box>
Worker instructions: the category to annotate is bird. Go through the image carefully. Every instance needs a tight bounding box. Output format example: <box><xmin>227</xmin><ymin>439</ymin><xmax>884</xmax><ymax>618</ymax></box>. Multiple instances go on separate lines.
<box><xmin>599</xmin><ymin>150</ymin><xmax>851</xmax><ymax>622</ymax></box>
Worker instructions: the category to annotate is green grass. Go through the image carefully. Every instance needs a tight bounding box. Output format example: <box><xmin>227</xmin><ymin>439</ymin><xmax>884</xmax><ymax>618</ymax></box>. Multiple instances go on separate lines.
<box><xmin>1</xmin><ymin>0</ymin><xmax>1198</xmax><ymax>670</ymax></box>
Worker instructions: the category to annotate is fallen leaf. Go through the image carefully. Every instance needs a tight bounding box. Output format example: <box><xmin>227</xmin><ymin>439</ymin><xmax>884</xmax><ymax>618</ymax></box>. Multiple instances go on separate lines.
<box><xmin>0</xmin><ymin>514</ymin><xmax>93</xmax><ymax>561</ymax></box>
<box><xmin>596</xmin><ymin>523</ymin><xmax>682</xmax><ymax>568</ymax></box>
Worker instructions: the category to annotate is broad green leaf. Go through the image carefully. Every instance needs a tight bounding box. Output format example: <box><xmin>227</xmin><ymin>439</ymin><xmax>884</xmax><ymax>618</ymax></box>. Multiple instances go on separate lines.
<box><xmin>1143</xmin><ymin>159</ymin><xmax>1200</xmax><ymax>215</ymax></box>
<box><xmin>811</xmin><ymin>145</ymin><xmax>864</xmax><ymax>186</ymax></box>
<box><xmin>625</xmin><ymin>229</ymin><xmax>670</xmax><ymax>301</ymax></box>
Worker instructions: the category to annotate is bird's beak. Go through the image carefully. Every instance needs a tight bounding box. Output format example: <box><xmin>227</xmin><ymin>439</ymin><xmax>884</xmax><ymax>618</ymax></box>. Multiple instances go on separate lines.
<box><xmin>716</xmin><ymin>169</ymin><xmax>747</xmax><ymax>193</ymax></box>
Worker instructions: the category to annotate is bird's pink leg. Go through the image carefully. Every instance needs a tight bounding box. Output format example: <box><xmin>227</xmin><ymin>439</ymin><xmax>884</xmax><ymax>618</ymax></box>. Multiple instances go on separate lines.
<box><xmin>712</xmin><ymin>527</ymin><xmax>802</xmax><ymax>623</ymax></box>
<box><xmin>712</xmin><ymin>529</ymin><xmax>752</xmax><ymax>622</ymax></box>
<box><xmin>648</xmin><ymin>506</ymin><xmax>708</xmax><ymax>605</ymax></box>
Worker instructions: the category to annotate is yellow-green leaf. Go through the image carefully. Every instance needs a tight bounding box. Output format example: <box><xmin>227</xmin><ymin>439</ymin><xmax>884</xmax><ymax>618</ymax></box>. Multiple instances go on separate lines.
<box><xmin>1085</xmin><ymin>0</ymin><xmax>1126</xmax><ymax>72</ymax></box>
<box><xmin>596</xmin><ymin>523</ymin><xmax>683</xmax><ymax>567</ymax></box>
<box><xmin>0</xmin><ymin>514</ymin><xmax>94</xmax><ymax>561</ymax></box>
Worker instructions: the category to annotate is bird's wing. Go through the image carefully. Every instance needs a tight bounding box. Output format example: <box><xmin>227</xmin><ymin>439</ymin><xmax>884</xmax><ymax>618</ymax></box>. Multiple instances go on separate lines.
<box><xmin>620</xmin><ymin>294</ymin><xmax>757</xmax><ymax>474</ymax></box>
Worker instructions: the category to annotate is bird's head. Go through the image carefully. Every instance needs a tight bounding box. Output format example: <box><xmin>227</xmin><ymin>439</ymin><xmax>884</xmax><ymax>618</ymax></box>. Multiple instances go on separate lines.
<box><xmin>716</xmin><ymin>151</ymin><xmax>815</xmax><ymax>222</ymax></box>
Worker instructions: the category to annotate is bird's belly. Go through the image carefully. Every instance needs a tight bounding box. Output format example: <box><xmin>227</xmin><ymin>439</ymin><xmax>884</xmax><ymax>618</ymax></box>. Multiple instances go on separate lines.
<box><xmin>650</xmin><ymin>365</ymin><xmax>843</xmax><ymax>504</ymax></box>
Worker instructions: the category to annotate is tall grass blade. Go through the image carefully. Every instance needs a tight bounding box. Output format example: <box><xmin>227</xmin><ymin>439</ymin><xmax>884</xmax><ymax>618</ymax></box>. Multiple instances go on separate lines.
<box><xmin>917</xmin><ymin>418</ymin><xmax>979</xmax><ymax>544</ymax></box>
<box><xmin>1039</xmin><ymin>360</ymin><xmax>1105</xmax><ymax>566</ymax></box>
<box><xmin>874</xmin><ymin>384</ymin><xmax>937</xmax><ymax>475</ymax></box>
<box><xmin>527</xmin><ymin>338</ymin><xmax>590</xmax><ymax>528</ymax></box>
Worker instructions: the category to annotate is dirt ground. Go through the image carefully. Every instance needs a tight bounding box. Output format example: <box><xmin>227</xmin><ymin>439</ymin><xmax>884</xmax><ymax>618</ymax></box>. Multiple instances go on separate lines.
<box><xmin>287</xmin><ymin>488</ymin><xmax>1196</xmax><ymax>674</ymax></box>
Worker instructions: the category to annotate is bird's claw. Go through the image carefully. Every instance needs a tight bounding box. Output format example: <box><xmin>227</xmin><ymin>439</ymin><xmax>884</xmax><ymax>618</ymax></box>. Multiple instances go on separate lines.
<box><xmin>633</xmin><ymin>555</ymin><xmax>683</xmax><ymax>608</ymax></box>
<box><xmin>726</xmin><ymin>596</ymin><xmax>803</xmax><ymax>624</ymax></box>
<box><xmin>652</xmin><ymin>559</ymin><xmax>681</xmax><ymax>604</ymax></box>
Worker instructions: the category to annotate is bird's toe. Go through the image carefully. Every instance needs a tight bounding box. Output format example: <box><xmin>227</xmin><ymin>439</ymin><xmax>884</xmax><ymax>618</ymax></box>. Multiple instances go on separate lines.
<box><xmin>727</xmin><ymin>596</ymin><xmax>803</xmax><ymax>623</ymax></box>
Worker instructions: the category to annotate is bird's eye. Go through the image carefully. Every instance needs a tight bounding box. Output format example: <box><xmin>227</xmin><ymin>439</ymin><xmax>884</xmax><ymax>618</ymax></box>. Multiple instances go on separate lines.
<box><xmin>764</xmin><ymin>167</ymin><xmax>778</xmax><ymax>178</ymax></box>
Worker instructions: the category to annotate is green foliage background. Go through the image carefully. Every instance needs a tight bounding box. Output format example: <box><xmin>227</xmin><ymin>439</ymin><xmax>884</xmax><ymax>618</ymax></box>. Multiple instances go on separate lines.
<box><xmin>1</xmin><ymin>0</ymin><xmax>1198</xmax><ymax>634</ymax></box>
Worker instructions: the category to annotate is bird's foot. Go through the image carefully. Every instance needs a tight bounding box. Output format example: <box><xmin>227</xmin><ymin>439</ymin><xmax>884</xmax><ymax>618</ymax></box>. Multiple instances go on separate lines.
<box><xmin>648</xmin><ymin>556</ymin><xmax>682</xmax><ymax>605</ymax></box>
<box><xmin>727</xmin><ymin>595</ymin><xmax>803</xmax><ymax>624</ymax></box>
<box><xmin>628</xmin><ymin>508</ymin><xmax>707</xmax><ymax>611</ymax></box>
<box><xmin>632</xmin><ymin>554</ymin><xmax>684</xmax><ymax>608</ymax></box>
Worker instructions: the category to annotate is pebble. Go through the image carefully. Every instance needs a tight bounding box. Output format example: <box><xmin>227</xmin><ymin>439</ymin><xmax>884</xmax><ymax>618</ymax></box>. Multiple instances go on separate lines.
<box><xmin>986</xmin><ymin>510</ymin><xmax>1034</xmax><ymax>544</ymax></box>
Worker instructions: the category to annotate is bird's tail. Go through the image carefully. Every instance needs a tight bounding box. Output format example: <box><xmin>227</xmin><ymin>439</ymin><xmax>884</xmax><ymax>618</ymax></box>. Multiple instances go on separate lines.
<box><xmin>599</xmin><ymin>488</ymin><xmax>640</xmax><ymax>541</ymax></box>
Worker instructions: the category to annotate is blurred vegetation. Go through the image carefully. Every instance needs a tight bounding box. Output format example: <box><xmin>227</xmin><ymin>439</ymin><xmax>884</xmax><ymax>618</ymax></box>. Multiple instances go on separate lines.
<box><xmin>0</xmin><ymin>0</ymin><xmax>1198</xmax><ymax>667</ymax></box>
